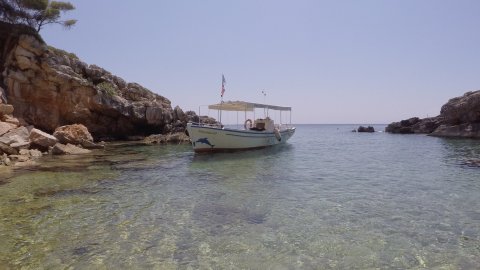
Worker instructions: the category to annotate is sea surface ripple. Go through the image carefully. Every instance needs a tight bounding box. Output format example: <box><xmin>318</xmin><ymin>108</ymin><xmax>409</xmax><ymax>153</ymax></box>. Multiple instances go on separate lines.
<box><xmin>0</xmin><ymin>124</ymin><xmax>479</xmax><ymax>269</ymax></box>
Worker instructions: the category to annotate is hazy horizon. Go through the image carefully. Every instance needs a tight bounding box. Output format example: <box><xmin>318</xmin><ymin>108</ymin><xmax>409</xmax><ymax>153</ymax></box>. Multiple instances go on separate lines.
<box><xmin>41</xmin><ymin>0</ymin><xmax>480</xmax><ymax>124</ymax></box>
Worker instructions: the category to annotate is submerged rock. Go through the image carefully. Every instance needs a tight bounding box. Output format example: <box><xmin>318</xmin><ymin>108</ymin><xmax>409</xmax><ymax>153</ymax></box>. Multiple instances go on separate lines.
<box><xmin>80</xmin><ymin>140</ymin><xmax>105</xmax><ymax>149</ymax></box>
<box><xmin>51</xmin><ymin>143</ymin><xmax>92</xmax><ymax>155</ymax></box>
<box><xmin>166</xmin><ymin>132</ymin><xmax>190</xmax><ymax>143</ymax></box>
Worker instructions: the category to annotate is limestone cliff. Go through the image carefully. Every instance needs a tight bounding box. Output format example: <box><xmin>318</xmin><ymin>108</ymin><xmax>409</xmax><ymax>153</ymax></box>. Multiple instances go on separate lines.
<box><xmin>386</xmin><ymin>90</ymin><xmax>480</xmax><ymax>138</ymax></box>
<box><xmin>0</xmin><ymin>21</ymin><xmax>187</xmax><ymax>140</ymax></box>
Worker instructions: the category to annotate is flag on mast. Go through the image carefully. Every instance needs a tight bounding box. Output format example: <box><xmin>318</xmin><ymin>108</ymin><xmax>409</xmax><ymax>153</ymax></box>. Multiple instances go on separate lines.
<box><xmin>221</xmin><ymin>74</ymin><xmax>226</xmax><ymax>97</ymax></box>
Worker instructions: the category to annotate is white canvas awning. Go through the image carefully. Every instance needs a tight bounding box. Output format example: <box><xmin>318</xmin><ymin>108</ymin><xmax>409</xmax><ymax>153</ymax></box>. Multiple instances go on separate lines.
<box><xmin>208</xmin><ymin>101</ymin><xmax>291</xmax><ymax>111</ymax></box>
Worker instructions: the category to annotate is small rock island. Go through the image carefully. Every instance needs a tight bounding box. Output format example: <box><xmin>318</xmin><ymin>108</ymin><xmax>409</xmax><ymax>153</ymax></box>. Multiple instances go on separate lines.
<box><xmin>357</xmin><ymin>126</ymin><xmax>375</xmax><ymax>133</ymax></box>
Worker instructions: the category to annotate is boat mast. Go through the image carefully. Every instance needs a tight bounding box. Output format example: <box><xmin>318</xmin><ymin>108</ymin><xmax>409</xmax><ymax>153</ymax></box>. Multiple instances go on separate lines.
<box><xmin>290</xmin><ymin>109</ymin><xmax>292</xmax><ymax>126</ymax></box>
<box><xmin>219</xmin><ymin>100</ymin><xmax>222</xmax><ymax>124</ymax></box>
<box><xmin>220</xmin><ymin>74</ymin><xmax>226</xmax><ymax>125</ymax></box>
<box><xmin>262</xmin><ymin>90</ymin><xmax>267</xmax><ymax>118</ymax></box>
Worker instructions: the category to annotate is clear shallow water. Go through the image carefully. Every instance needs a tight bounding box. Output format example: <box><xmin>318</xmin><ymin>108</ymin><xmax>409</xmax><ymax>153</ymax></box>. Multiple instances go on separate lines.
<box><xmin>0</xmin><ymin>124</ymin><xmax>479</xmax><ymax>269</ymax></box>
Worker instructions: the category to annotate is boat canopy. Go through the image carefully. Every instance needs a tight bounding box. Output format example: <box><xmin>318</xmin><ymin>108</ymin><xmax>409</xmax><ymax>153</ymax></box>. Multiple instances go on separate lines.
<box><xmin>208</xmin><ymin>101</ymin><xmax>291</xmax><ymax>112</ymax></box>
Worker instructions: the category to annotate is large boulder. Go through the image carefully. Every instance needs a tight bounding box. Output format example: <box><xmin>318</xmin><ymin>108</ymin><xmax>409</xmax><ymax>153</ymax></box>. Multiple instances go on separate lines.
<box><xmin>173</xmin><ymin>105</ymin><xmax>187</xmax><ymax>122</ymax></box>
<box><xmin>440</xmin><ymin>91</ymin><xmax>480</xmax><ymax>125</ymax></box>
<box><xmin>29</xmin><ymin>128</ymin><xmax>58</xmax><ymax>148</ymax></box>
<box><xmin>1</xmin><ymin>126</ymin><xmax>30</xmax><ymax>144</ymax></box>
<box><xmin>53</xmin><ymin>124</ymin><xmax>93</xmax><ymax>144</ymax></box>
<box><xmin>186</xmin><ymin>111</ymin><xmax>200</xmax><ymax>123</ymax></box>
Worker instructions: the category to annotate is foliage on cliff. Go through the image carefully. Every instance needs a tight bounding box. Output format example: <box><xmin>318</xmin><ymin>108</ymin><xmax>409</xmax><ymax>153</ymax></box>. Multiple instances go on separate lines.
<box><xmin>47</xmin><ymin>45</ymin><xmax>77</xmax><ymax>59</ymax></box>
<box><xmin>0</xmin><ymin>0</ymin><xmax>76</xmax><ymax>32</ymax></box>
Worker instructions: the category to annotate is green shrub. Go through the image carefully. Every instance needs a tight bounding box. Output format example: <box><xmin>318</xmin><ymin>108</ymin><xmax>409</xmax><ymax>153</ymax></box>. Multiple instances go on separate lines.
<box><xmin>48</xmin><ymin>45</ymin><xmax>78</xmax><ymax>59</ymax></box>
<box><xmin>97</xmin><ymin>81</ymin><xmax>117</xmax><ymax>96</ymax></box>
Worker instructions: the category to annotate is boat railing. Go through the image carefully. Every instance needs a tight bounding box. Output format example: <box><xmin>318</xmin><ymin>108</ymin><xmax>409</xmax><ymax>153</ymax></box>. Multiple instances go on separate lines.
<box><xmin>190</xmin><ymin>122</ymin><xmax>224</xmax><ymax>129</ymax></box>
<box><xmin>190</xmin><ymin>121</ymin><xmax>291</xmax><ymax>131</ymax></box>
<box><xmin>276</xmin><ymin>123</ymin><xmax>293</xmax><ymax>130</ymax></box>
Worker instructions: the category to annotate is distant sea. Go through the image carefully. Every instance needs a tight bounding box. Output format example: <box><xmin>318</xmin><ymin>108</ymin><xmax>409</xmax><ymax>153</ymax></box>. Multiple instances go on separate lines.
<box><xmin>1</xmin><ymin>124</ymin><xmax>479</xmax><ymax>269</ymax></box>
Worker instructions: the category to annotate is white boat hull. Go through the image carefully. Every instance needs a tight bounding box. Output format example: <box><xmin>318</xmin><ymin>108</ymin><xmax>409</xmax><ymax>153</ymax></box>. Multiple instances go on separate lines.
<box><xmin>186</xmin><ymin>123</ymin><xmax>295</xmax><ymax>152</ymax></box>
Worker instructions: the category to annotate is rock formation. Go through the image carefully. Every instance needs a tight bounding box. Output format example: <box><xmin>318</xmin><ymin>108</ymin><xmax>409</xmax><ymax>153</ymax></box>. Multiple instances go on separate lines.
<box><xmin>0</xmin><ymin>21</ymin><xmax>194</xmax><ymax>140</ymax></box>
<box><xmin>0</xmin><ymin>22</ymin><xmax>221</xmax><ymax>167</ymax></box>
<box><xmin>185</xmin><ymin>110</ymin><xmax>218</xmax><ymax>125</ymax></box>
<box><xmin>144</xmin><ymin>132</ymin><xmax>190</xmax><ymax>144</ymax></box>
<box><xmin>357</xmin><ymin>126</ymin><xmax>375</xmax><ymax>133</ymax></box>
<box><xmin>385</xmin><ymin>117</ymin><xmax>442</xmax><ymax>134</ymax></box>
<box><xmin>386</xmin><ymin>90</ymin><xmax>480</xmax><ymax>138</ymax></box>
<box><xmin>29</xmin><ymin>128</ymin><xmax>58</xmax><ymax>148</ymax></box>
<box><xmin>51</xmin><ymin>143</ymin><xmax>92</xmax><ymax>155</ymax></box>
<box><xmin>0</xmin><ymin>102</ymin><xmax>100</xmax><ymax>166</ymax></box>
<box><xmin>53</xmin><ymin>124</ymin><xmax>93</xmax><ymax>145</ymax></box>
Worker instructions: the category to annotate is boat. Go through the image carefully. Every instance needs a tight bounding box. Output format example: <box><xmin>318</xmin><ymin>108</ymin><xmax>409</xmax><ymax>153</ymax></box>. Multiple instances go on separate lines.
<box><xmin>186</xmin><ymin>100</ymin><xmax>296</xmax><ymax>152</ymax></box>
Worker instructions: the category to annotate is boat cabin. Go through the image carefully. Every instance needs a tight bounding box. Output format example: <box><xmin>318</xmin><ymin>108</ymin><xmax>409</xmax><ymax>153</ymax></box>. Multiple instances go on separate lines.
<box><xmin>251</xmin><ymin>117</ymin><xmax>274</xmax><ymax>131</ymax></box>
<box><xmin>204</xmin><ymin>101</ymin><xmax>292</xmax><ymax>131</ymax></box>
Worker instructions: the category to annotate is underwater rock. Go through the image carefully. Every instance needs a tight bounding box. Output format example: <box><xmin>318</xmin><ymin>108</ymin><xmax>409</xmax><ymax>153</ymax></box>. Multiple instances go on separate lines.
<box><xmin>51</xmin><ymin>143</ymin><xmax>91</xmax><ymax>155</ymax></box>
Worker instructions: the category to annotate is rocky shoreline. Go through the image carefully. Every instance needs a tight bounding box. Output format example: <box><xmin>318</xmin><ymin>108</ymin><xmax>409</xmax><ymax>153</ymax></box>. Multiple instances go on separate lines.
<box><xmin>2</xmin><ymin>21</ymin><xmax>479</xmax><ymax>168</ymax></box>
<box><xmin>0</xmin><ymin>105</ymin><xmax>103</xmax><ymax>167</ymax></box>
<box><xmin>386</xmin><ymin>90</ymin><xmax>480</xmax><ymax>138</ymax></box>
<box><xmin>0</xmin><ymin>22</ymin><xmax>224</xmax><ymax>168</ymax></box>
<box><xmin>0</xmin><ymin>21</ymin><xmax>185</xmax><ymax>140</ymax></box>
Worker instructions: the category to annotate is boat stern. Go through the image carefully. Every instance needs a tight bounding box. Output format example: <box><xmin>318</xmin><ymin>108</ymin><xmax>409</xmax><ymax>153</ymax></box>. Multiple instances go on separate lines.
<box><xmin>186</xmin><ymin>122</ymin><xmax>219</xmax><ymax>152</ymax></box>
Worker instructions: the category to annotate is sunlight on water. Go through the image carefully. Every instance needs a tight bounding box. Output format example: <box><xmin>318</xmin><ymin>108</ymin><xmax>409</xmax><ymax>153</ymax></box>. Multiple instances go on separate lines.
<box><xmin>0</xmin><ymin>125</ymin><xmax>479</xmax><ymax>269</ymax></box>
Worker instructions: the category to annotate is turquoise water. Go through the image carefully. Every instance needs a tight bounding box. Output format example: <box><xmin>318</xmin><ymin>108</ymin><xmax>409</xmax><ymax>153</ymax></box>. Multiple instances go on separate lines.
<box><xmin>0</xmin><ymin>124</ymin><xmax>479</xmax><ymax>269</ymax></box>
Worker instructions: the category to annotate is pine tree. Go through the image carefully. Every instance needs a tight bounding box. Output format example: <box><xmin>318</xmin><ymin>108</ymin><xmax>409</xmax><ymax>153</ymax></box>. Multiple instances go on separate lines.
<box><xmin>0</xmin><ymin>0</ymin><xmax>76</xmax><ymax>32</ymax></box>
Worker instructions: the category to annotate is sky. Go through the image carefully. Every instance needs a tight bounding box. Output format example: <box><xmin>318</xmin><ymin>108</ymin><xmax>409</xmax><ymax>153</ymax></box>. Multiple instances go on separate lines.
<box><xmin>41</xmin><ymin>0</ymin><xmax>480</xmax><ymax>124</ymax></box>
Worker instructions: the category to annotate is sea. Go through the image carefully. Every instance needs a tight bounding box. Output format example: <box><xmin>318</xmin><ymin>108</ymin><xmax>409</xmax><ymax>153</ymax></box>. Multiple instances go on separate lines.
<box><xmin>0</xmin><ymin>124</ymin><xmax>479</xmax><ymax>269</ymax></box>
